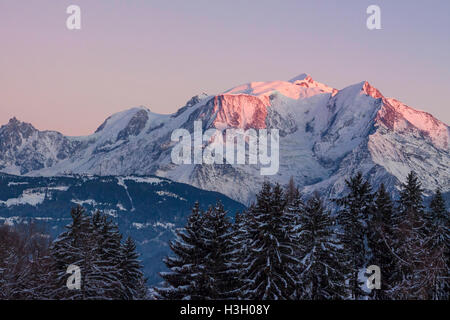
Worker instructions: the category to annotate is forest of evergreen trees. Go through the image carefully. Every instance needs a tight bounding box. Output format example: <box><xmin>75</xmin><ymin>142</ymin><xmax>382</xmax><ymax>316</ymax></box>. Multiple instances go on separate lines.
<box><xmin>155</xmin><ymin>172</ymin><xmax>449</xmax><ymax>300</ymax></box>
<box><xmin>0</xmin><ymin>207</ymin><xmax>148</xmax><ymax>300</ymax></box>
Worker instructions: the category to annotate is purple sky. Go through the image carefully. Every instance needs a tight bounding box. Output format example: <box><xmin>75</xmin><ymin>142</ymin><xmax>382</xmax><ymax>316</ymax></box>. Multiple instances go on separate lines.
<box><xmin>1</xmin><ymin>0</ymin><xmax>449</xmax><ymax>135</ymax></box>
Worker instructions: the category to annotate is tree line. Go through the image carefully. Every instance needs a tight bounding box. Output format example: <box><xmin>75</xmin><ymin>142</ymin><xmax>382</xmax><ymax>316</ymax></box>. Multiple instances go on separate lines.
<box><xmin>0</xmin><ymin>206</ymin><xmax>147</xmax><ymax>300</ymax></box>
<box><xmin>155</xmin><ymin>171</ymin><xmax>449</xmax><ymax>300</ymax></box>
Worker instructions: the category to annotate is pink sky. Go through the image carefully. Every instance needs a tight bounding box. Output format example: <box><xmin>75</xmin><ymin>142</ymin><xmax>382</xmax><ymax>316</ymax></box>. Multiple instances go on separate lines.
<box><xmin>1</xmin><ymin>0</ymin><xmax>449</xmax><ymax>135</ymax></box>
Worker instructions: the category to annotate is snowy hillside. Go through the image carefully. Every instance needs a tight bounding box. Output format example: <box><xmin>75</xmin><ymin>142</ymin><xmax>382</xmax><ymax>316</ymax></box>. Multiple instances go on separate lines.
<box><xmin>0</xmin><ymin>75</ymin><xmax>448</xmax><ymax>204</ymax></box>
<box><xmin>0</xmin><ymin>173</ymin><xmax>245</xmax><ymax>284</ymax></box>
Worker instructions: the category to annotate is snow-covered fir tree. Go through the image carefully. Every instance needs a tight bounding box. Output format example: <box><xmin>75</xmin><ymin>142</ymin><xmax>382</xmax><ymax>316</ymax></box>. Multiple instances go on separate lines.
<box><xmin>241</xmin><ymin>182</ymin><xmax>299</xmax><ymax>300</ymax></box>
<box><xmin>367</xmin><ymin>184</ymin><xmax>398</xmax><ymax>299</ymax></box>
<box><xmin>0</xmin><ymin>223</ymin><xmax>51</xmax><ymax>300</ymax></box>
<box><xmin>285</xmin><ymin>176</ymin><xmax>300</xmax><ymax>205</ymax></box>
<box><xmin>334</xmin><ymin>172</ymin><xmax>374</xmax><ymax>299</ymax></box>
<box><xmin>46</xmin><ymin>207</ymin><xmax>146</xmax><ymax>300</ymax></box>
<box><xmin>284</xmin><ymin>180</ymin><xmax>304</xmax><ymax>225</ymax></box>
<box><xmin>48</xmin><ymin>206</ymin><xmax>96</xmax><ymax>299</ymax></box>
<box><xmin>92</xmin><ymin>212</ymin><xmax>126</xmax><ymax>299</ymax></box>
<box><xmin>282</xmin><ymin>182</ymin><xmax>305</xmax><ymax>299</ymax></box>
<box><xmin>120</xmin><ymin>237</ymin><xmax>148</xmax><ymax>300</ymax></box>
<box><xmin>227</xmin><ymin>210</ymin><xmax>251</xmax><ymax>299</ymax></box>
<box><xmin>295</xmin><ymin>193</ymin><xmax>347</xmax><ymax>300</ymax></box>
<box><xmin>201</xmin><ymin>201</ymin><xmax>235</xmax><ymax>299</ymax></box>
<box><xmin>391</xmin><ymin>171</ymin><xmax>432</xmax><ymax>299</ymax></box>
<box><xmin>155</xmin><ymin>202</ymin><xmax>209</xmax><ymax>299</ymax></box>
<box><xmin>13</xmin><ymin>223</ymin><xmax>52</xmax><ymax>300</ymax></box>
<box><xmin>0</xmin><ymin>225</ymin><xmax>26</xmax><ymax>299</ymax></box>
<box><xmin>426</xmin><ymin>189</ymin><xmax>449</xmax><ymax>300</ymax></box>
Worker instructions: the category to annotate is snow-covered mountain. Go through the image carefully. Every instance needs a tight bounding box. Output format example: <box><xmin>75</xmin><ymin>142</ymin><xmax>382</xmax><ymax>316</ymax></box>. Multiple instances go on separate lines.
<box><xmin>1</xmin><ymin>74</ymin><xmax>448</xmax><ymax>204</ymax></box>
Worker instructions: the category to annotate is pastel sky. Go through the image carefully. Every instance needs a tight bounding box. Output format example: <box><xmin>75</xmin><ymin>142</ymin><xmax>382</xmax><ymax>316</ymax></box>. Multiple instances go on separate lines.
<box><xmin>1</xmin><ymin>0</ymin><xmax>449</xmax><ymax>135</ymax></box>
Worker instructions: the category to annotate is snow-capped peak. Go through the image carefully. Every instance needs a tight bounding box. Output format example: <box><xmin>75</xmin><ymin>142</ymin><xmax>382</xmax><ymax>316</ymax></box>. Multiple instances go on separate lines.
<box><xmin>289</xmin><ymin>74</ymin><xmax>338</xmax><ymax>96</ymax></box>
<box><xmin>362</xmin><ymin>81</ymin><xmax>384</xmax><ymax>99</ymax></box>
<box><xmin>379</xmin><ymin>98</ymin><xmax>449</xmax><ymax>150</ymax></box>
<box><xmin>0</xmin><ymin>117</ymin><xmax>36</xmax><ymax>139</ymax></box>
<box><xmin>0</xmin><ymin>75</ymin><xmax>448</xmax><ymax>206</ymax></box>
<box><xmin>7</xmin><ymin>117</ymin><xmax>21</xmax><ymax>125</ymax></box>
<box><xmin>340</xmin><ymin>80</ymin><xmax>449</xmax><ymax>150</ymax></box>
<box><xmin>94</xmin><ymin>106</ymin><xmax>150</xmax><ymax>136</ymax></box>
<box><xmin>288</xmin><ymin>73</ymin><xmax>309</xmax><ymax>82</ymax></box>
<box><xmin>3</xmin><ymin>117</ymin><xmax>35</xmax><ymax>130</ymax></box>
<box><xmin>224</xmin><ymin>74</ymin><xmax>336</xmax><ymax>100</ymax></box>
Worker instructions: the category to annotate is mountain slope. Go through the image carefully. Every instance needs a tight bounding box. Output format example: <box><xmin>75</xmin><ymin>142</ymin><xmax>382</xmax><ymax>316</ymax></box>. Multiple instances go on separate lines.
<box><xmin>0</xmin><ymin>173</ymin><xmax>245</xmax><ymax>285</ymax></box>
<box><xmin>0</xmin><ymin>75</ymin><xmax>448</xmax><ymax>205</ymax></box>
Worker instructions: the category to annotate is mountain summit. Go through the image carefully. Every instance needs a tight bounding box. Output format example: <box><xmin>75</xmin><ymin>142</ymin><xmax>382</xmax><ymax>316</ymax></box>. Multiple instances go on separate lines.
<box><xmin>0</xmin><ymin>75</ymin><xmax>448</xmax><ymax>204</ymax></box>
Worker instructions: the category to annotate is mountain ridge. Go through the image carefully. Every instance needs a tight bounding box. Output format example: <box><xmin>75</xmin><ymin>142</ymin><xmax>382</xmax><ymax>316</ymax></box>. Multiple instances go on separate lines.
<box><xmin>1</xmin><ymin>74</ymin><xmax>448</xmax><ymax>204</ymax></box>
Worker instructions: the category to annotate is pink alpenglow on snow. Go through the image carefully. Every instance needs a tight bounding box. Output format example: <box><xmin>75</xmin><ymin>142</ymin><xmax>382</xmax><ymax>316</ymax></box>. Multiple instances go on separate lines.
<box><xmin>0</xmin><ymin>73</ymin><xmax>448</xmax><ymax>204</ymax></box>
<box><xmin>212</xmin><ymin>95</ymin><xmax>270</xmax><ymax>131</ymax></box>
<box><xmin>225</xmin><ymin>74</ymin><xmax>337</xmax><ymax>100</ymax></box>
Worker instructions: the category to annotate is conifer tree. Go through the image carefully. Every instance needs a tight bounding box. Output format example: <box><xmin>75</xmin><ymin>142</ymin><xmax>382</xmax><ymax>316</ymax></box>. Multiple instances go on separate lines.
<box><xmin>47</xmin><ymin>207</ymin><xmax>144</xmax><ymax>300</ymax></box>
<box><xmin>392</xmin><ymin>171</ymin><xmax>432</xmax><ymax>299</ymax></box>
<box><xmin>285</xmin><ymin>176</ymin><xmax>299</xmax><ymax>205</ymax></box>
<box><xmin>334</xmin><ymin>172</ymin><xmax>374</xmax><ymax>299</ymax></box>
<box><xmin>48</xmin><ymin>206</ymin><xmax>96</xmax><ymax>299</ymax></box>
<box><xmin>0</xmin><ymin>225</ymin><xmax>24</xmax><ymax>299</ymax></box>
<box><xmin>201</xmin><ymin>201</ymin><xmax>235</xmax><ymax>299</ymax></box>
<box><xmin>155</xmin><ymin>202</ymin><xmax>209</xmax><ymax>299</ymax></box>
<box><xmin>120</xmin><ymin>236</ymin><xmax>148</xmax><ymax>299</ymax></box>
<box><xmin>428</xmin><ymin>189</ymin><xmax>449</xmax><ymax>249</ymax></box>
<box><xmin>368</xmin><ymin>184</ymin><xmax>398</xmax><ymax>299</ymax></box>
<box><xmin>426</xmin><ymin>189</ymin><xmax>449</xmax><ymax>300</ymax></box>
<box><xmin>284</xmin><ymin>180</ymin><xmax>304</xmax><ymax>225</ymax></box>
<box><xmin>0</xmin><ymin>222</ymin><xmax>52</xmax><ymax>300</ymax></box>
<box><xmin>282</xmin><ymin>182</ymin><xmax>304</xmax><ymax>299</ymax></box>
<box><xmin>16</xmin><ymin>222</ymin><xmax>52</xmax><ymax>300</ymax></box>
<box><xmin>396</xmin><ymin>172</ymin><xmax>426</xmax><ymax>223</ymax></box>
<box><xmin>92</xmin><ymin>213</ymin><xmax>125</xmax><ymax>299</ymax></box>
<box><xmin>296</xmin><ymin>193</ymin><xmax>346</xmax><ymax>299</ymax></box>
<box><xmin>242</xmin><ymin>182</ymin><xmax>299</xmax><ymax>300</ymax></box>
<box><xmin>26</xmin><ymin>255</ymin><xmax>53</xmax><ymax>300</ymax></box>
<box><xmin>0</xmin><ymin>207</ymin><xmax>146</xmax><ymax>300</ymax></box>
<box><xmin>227</xmin><ymin>210</ymin><xmax>251</xmax><ymax>299</ymax></box>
